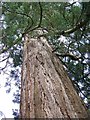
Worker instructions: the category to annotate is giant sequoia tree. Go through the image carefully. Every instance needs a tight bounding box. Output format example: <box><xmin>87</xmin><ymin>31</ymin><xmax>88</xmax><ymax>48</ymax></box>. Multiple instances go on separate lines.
<box><xmin>0</xmin><ymin>2</ymin><xmax>90</xmax><ymax>118</ymax></box>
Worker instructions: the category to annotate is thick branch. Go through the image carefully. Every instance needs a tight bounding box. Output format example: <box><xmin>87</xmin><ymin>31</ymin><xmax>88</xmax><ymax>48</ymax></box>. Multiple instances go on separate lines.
<box><xmin>23</xmin><ymin>2</ymin><xmax>43</xmax><ymax>35</ymax></box>
<box><xmin>55</xmin><ymin>52</ymin><xmax>81</xmax><ymax>61</ymax></box>
<box><xmin>57</xmin><ymin>19</ymin><xmax>89</xmax><ymax>36</ymax></box>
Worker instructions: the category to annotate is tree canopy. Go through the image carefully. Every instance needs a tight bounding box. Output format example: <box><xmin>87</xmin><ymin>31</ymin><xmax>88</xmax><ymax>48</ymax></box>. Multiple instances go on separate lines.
<box><xmin>0</xmin><ymin>1</ymin><xmax>90</xmax><ymax>117</ymax></box>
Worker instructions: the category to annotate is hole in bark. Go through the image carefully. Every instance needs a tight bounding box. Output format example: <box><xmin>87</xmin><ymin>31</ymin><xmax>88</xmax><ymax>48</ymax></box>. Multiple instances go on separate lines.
<box><xmin>38</xmin><ymin>81</ymin><xmax>40</xmax><ymax>84</ymax></box>
<box><xmin>47</xmin><ymin>73</ymin><xmax>49</xmax><ymax>76</ymax></box>
<box><xmin>42</xmin><ymin>43</ymin><xmax>44</xmax><ymax>46</ymax></box>
<box><xmin>55</xmin><ymin>99</ymin><xmax>59</xmax><ymax>106</ymax></box>
<box><xmin>44</xmin><ymin>73</ymin><xmax>46</xmax><ymax>75</ymax></box>
<box><xmin>28</xmin><ymin>103</ymin><xmax>30</xmax><ymax>111</ymax></box>
<box><xmin>36</xmin><ymin>56</ymin><xmax>38</xmax><ymax>59</ymax></box>
<box><xmin>41</xmin><ymin>62</ymin><xmax>44</xmax><ymax>65</ymax></box>
<box><xmin>48</xmin><ymin>106</ymin><xmax>51</xmax><ymax>110</ymax></box>
<box><xmin>43</xmin><ymin>92</ymin><xmax>46</xmax><ymax>97</ymax></box>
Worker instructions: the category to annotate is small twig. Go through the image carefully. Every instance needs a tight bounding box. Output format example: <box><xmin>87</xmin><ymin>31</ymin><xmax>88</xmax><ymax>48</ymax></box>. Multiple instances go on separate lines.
<box><xmin>74</xmin><ymin>81</ymin><xmax>88</xmax><ymax>99</ymax></box>
<box><xmin>0</xmin><ymin>55</ymin><xmax>9</xmax><ymax>62</ymax></box>
<box><xmin>0</xmin><ymin>59</ymin><xmax>8</xmax><ymax>71</ymax></box>
<box><xmin>65</xmin><ymin>2</ymin><xmax>76</xmax><ymax>7</ymax></box>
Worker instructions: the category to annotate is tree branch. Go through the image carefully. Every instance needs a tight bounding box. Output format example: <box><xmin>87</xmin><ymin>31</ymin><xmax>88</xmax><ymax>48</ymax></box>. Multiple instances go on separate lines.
<box><xmin>0</xmin><ymin>55</ymin><xmax>9</xmax><ymax>62</ymax></box>
<box><xmin>57</xmin><ymin>19</ymin><xmax>89</xmax><ymax>36</ymax></box>
<box><xmin>23</xmin><ymin>2</ymin><xmax>43</xmax><ymax>35</ymax></box>
<box><xmin>3</xmin><ymin>6</ymin><xmax>33</xmax><ymax>22</ymax></box>
<box><xmin>55</xmin><ymin>52</ymin><xmax>82</xmax><ymax>61</ymax></box>
<box><xmin>3</xmin><ymin>5</ymin><xmax>34</xmax><ymax>33</ymax></box>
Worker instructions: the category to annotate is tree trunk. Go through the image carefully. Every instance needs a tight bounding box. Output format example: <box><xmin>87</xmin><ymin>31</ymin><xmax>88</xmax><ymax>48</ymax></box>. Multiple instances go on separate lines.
<box><xmin>20</xmin><ymin>35</ymin><xmax>89</xmax><ymax>119</ymax></box>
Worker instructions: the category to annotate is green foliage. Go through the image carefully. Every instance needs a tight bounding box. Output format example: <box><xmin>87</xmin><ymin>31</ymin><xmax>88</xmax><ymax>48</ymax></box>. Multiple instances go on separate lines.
<box><xmin>1</xmin><ymin>2</ymin><xmax>90</xmax><ymax>110</ymax></box>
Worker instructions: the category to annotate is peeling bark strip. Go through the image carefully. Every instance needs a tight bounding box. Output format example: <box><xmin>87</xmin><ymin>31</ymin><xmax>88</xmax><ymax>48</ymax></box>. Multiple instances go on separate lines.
<box><xmin>20</xmin><ymin>35</ymin><xmax>89</xmax><ymax>118</ymax></box>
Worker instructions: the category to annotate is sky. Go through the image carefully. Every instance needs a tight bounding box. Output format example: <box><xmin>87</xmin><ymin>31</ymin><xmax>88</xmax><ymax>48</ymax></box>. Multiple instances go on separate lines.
<box><xmin>0</xmin><ymin>59</ymin><xmax>20</xmax><ymax>119</ymax></box>
<box><xmin>0</xmin><ymin>73</ymin><xmax>19</xmax><ymax>119</ymax></box>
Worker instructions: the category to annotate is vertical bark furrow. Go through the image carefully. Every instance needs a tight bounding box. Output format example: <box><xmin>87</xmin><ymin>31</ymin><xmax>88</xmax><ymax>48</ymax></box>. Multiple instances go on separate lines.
<box><xmin>20</xmin><ymin>36</ymin><xmax>89</xmax><ymax>118</ymax></box>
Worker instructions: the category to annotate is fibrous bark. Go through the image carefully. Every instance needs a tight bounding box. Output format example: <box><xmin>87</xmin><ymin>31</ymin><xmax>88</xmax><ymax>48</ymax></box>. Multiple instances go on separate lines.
<box><xmin>20</xmin><ymin>35</ymin><xmax>89</xmax><ymax>119</ymax></box>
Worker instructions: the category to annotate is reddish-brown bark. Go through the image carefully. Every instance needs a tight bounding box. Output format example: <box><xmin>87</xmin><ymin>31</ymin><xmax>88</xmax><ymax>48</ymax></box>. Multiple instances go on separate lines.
<box><xmin>20</xmin><ymin>35</ymin><xmax>89</xmax><ymax>119</ymax></box>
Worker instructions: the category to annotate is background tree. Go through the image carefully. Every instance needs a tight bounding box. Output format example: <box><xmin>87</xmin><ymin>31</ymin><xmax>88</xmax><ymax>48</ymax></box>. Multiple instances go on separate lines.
<box><xmin>0</xmin><ymin>1</ymin><xmax>90</xmax><ymax>118</ymax></box>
